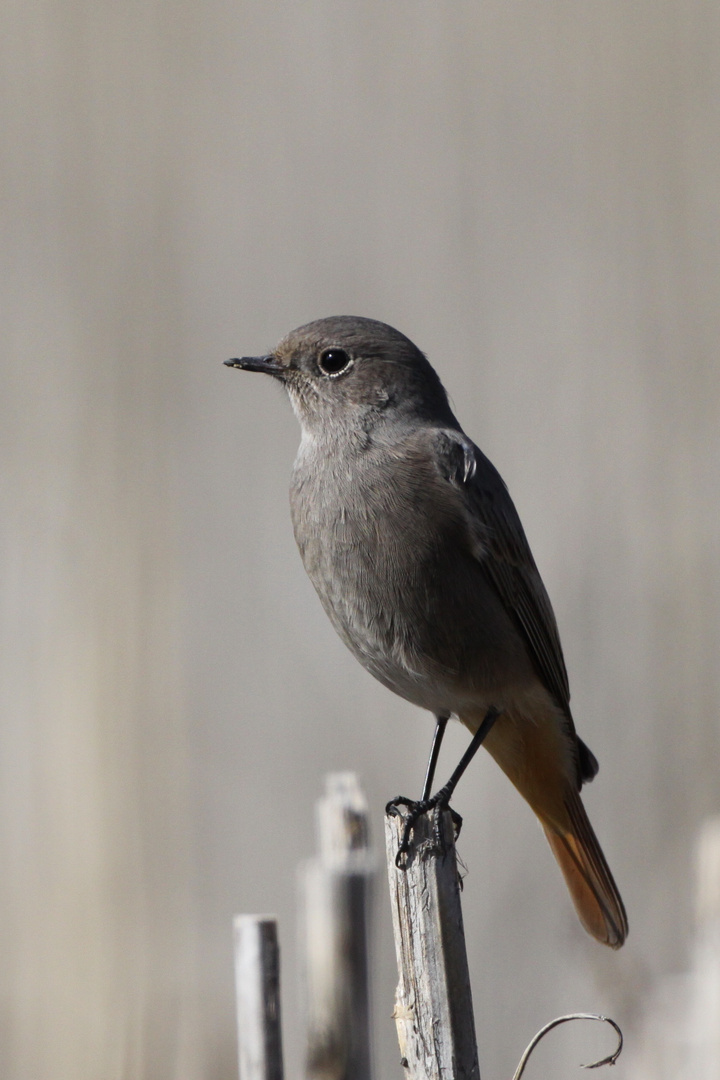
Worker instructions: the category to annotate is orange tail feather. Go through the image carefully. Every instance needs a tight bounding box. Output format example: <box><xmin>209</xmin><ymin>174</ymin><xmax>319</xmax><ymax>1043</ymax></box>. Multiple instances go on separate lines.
<box><xmin>541</xmin><ymin>790</ymin><xmax>628</xmax><ymax>949</ymax></box>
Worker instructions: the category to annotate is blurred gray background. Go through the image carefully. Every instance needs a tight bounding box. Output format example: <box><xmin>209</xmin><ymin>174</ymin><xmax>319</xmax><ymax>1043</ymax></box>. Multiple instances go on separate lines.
<box><xmin>2</xmin><ymin>2</ymin><xmax>719</xmax><ymax>1078</ymax></box>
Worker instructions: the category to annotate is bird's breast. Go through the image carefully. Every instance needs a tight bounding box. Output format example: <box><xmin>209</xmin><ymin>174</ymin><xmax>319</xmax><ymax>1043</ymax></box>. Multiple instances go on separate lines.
<box><xmin>289</xmin><ymin>439</ymin><xmax>532</xmax><ymax>712</ymax></box>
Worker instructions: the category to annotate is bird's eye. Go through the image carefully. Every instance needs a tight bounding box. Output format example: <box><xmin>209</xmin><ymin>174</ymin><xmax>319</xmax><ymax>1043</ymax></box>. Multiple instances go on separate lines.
<box><xmin>317</xmin><ymin>348</ymin><xmax>352</xmax><ymax>377</ymax></box>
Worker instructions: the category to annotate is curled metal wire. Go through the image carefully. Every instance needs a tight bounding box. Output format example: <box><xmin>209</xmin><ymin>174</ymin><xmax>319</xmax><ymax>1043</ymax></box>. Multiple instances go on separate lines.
<box><xmin>511</xmin><ymin>1012</ymin><xmax>623</xmax><ymax>1079</ymax></box>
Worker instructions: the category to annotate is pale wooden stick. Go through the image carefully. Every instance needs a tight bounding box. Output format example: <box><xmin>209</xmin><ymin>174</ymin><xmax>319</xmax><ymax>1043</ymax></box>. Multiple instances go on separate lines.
<box><xmin>300</xmin><ymin>773</ymin><xmax>374</xmax><ymax>1080</ymax></box>
<box><xmin>234</xmin><ymin>915</ymin><xmax>284</xmax><ymax>1080</ymax></box>
<box><xmin>316</xmin><ymin>771</ymin><xmax>371</xmax><ymax>865</ymax></box>
<box><xmin>385</xmin><ymin>809</ymin><xmax>480</xmax><ymax>1080</ymax></box>
<box><xmin>685</xmin><ymin>816</ymin><xmax>720</xmax><ymax>1075</ymax></box>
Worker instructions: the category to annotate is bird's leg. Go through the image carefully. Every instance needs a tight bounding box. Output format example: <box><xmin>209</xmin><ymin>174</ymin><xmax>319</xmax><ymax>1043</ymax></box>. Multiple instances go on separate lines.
<box><xmin>387</xmin><ymin>706</ymin><xmax>501</xmax><ymax>868</ymax></box>
<box><xmin>422</xmin><ymin>713</ymin><xmax>450</xmax><ymax>801</ymax></box>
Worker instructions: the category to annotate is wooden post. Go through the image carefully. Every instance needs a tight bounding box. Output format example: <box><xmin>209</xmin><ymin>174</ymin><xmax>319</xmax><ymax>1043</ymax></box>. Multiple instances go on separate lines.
<box><xmin>300</xmin><ymin>773</ymin><xmax>374</xmax><ymax>1080</ymax></box>
<box><xmin>234</xmin><ymin>915</ymin><xmax>284</xmax><ymax>1080</ymax></box>
<box><xmin>685</xmin><ymin>816</ymin><xmax>720</xmax><ymax>1078</ymax></box>
<box><xmin>385</xmin><ymin>809</ymin><xmax>480</xmax><ymax>1080</ymax></box>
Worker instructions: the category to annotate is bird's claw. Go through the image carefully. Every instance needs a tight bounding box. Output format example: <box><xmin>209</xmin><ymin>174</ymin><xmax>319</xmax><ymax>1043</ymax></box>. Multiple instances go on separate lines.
<box><xmin>386</xmin><ymin>794</ymin><xmax>463</xmax><ymax>869</ymax></box>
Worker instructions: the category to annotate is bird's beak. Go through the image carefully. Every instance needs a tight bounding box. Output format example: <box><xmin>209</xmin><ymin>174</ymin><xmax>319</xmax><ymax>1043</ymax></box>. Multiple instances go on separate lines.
<box><xmin>224</xmin><ymin>354</ymin><xmax>286</xmax><ymax>378</ymax></box>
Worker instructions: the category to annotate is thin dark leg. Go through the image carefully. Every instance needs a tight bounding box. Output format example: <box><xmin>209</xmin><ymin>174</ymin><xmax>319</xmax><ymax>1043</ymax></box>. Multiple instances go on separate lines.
<box><xmin>387</xmin><ymin>706</ymin><xmax>501</xmax><ymax>868</ymax></box>
<box><xmin>422</xmin><ymin>713</ymin><xmax>450</xmax><ymax>801</ymax></box>
<box><xmin>431</xmin><ymin>706</ymin><xmax>500</xmax><ymax>807</ymax></box>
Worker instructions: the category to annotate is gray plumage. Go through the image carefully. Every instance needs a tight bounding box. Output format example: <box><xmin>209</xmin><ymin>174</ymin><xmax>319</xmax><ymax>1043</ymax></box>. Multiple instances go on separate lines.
<box><xmin>226</xmin><ymin>315</ymin><xmax>627</xmax><ymax>947</ymax></box>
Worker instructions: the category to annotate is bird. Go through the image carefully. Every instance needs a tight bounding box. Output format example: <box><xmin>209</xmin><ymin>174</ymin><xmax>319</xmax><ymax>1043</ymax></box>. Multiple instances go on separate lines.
<box><xmin>225</xmin><ymin>315</ymin><xmax>627</xmax><ymax>948</ymax></box>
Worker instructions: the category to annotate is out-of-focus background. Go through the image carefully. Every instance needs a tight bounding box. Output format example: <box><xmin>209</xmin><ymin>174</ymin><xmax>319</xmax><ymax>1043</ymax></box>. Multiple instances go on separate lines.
<box><xmin>2</xmin><ymin>2</ymin><xmax>719</xmax><ymax>1078</ymax></box>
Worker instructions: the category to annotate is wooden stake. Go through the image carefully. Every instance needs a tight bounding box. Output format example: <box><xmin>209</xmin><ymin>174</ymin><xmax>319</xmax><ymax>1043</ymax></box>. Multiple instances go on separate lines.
<box><xmin>234</xmin><ymin>915</ymin><xmax>284</xmax><ymax>1080</ymax></box>
<box><xmin>300</xmin><ymin>773</ymin><xmax>374</xmax><ymax>1080</ymax></box>
<box><xmin>385</xmin><ymin>809</ymin><xmax>480</xmax><ymax>1080</ymax></box>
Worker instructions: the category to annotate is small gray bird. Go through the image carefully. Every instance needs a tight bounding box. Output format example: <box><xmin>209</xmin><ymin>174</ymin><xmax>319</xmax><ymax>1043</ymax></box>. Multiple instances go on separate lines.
<box><xmin>226</xmin><ymin>315</ymin><xmax>627</xmax><ymax>948</ymax></box>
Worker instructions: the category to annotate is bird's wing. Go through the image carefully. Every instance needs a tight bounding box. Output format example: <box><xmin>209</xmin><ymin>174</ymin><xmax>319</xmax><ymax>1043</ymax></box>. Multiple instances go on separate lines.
<box><xmin>428</xmin><ymin>427</ymin><xmax>572</xmax><ymax>717</ymax></box>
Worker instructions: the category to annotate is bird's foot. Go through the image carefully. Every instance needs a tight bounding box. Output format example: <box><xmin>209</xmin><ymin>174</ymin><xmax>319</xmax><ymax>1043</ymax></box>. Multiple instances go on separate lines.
<box><xmin>385</xmin><ymin>788</ymin><xmax>462</xmax><ymax>869</ymax></box>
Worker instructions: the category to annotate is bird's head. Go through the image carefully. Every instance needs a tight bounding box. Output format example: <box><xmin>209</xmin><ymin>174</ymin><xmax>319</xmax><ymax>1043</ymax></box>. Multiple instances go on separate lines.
<box><xmin>225</xmin><ymin>315</ymin><xmax>458</xmax><ymax>438</ymax></box>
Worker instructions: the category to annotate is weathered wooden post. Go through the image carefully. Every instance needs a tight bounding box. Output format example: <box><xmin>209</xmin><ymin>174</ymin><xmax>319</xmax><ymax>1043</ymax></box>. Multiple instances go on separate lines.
<box><xmin>385</xmin><ymin>808</ymin><xmax>480</xmax><ymax>1080</ymax></box>
<box><xmin>682</xmin><ymin>816</ymin><xmax>720</xmax><ymax>1078</ymax></box>
<box><xmin>234</xmin><ymin>915</ymin><xmax>284</xmax><ymax>1080</ymax></box>
<box><xmin>300</xmin><ymin>772</ymin><xmax>375</xmax><ymax>1080</ymax></box>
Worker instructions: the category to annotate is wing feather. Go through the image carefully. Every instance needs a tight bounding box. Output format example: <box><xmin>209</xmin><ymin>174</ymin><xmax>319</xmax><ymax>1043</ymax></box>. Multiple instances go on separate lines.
<box><xmin>432</xmin><ymin>429</ymin><xmax>572</xmax><ymax>717</ymax></box>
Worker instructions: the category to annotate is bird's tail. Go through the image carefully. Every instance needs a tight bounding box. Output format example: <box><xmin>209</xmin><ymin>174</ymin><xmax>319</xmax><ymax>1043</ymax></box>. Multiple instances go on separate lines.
<box><xmin>540</xmin><ymin>789</ymin><xmax>628</xmax><ymax>949</ymax></box>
